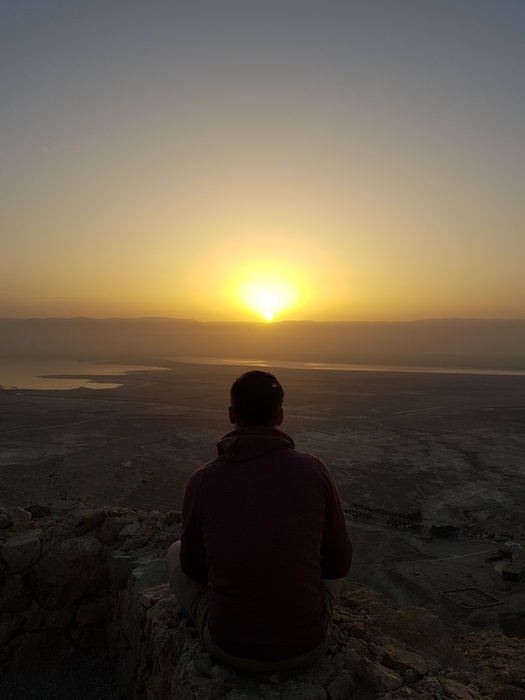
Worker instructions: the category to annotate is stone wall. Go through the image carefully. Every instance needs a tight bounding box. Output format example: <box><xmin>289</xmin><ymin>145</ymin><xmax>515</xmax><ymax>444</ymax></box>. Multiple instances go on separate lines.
<box><xmin>2</xmin><ymin>502</ymin><xmax>525</xmax><ymax>699</ymax></box>
<box><xmin>0</xmin><ymin>501</ymin><xmax>181</xmax><ymax>672</ymax></box>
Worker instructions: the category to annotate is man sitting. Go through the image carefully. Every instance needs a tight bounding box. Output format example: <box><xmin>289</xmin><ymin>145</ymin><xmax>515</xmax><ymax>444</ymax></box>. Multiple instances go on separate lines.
<box><xmin>166</xmin><ymin>370</ymin><xmax>352</xmax><ymax>672</ymax></box>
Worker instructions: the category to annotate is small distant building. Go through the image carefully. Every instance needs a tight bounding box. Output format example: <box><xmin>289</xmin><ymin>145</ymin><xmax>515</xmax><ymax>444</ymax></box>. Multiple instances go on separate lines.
<box><xmin>431</xmin><ymin>524</ymin><xmax>460</xmax><ymax>539</ymax></box>
<box><xmin>502</xmin><ymin>547</ymin><xmax>525</xmax><ymax>583</ymax></box>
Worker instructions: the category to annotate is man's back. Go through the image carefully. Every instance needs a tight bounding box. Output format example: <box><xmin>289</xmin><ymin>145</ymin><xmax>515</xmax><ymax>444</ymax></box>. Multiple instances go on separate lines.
<box><xmin>180</xmin><ymin>426</ymin><xmax>352</xmax><ymax>660</ymax></box>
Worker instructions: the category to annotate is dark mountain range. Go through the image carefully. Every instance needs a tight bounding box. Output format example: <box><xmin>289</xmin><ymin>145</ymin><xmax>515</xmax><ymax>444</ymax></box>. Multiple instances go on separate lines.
<box><xmin>1</xmin><ymin>317</ymin><xmax>524</xmax><ymax>370</ymax></box>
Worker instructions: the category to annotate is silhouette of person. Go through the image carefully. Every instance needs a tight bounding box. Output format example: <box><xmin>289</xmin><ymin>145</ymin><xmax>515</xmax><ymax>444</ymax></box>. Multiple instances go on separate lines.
<box><xmin>166</xmin><ymin>370</ymin><xmax>352</xmax><ymax>672</ymax></box>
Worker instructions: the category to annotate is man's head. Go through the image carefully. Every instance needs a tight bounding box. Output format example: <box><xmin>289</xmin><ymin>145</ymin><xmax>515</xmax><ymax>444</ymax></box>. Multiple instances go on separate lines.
<box><xmin>229</xmin><ymin>370</ymin><xmax>284</xmax><ymax>427</ymax></box>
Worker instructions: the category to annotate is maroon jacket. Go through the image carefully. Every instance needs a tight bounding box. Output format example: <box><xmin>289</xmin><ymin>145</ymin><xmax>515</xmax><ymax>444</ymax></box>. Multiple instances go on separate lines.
<box><xmin>180</xmin><ymin>427</ymin><xmax>352</xmax><ymax>660</ymax></box>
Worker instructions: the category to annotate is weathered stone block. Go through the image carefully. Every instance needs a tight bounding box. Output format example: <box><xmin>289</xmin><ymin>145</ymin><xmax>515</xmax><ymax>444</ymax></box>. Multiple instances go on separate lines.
<box><xmin>44</xmin><ymin>604</ymin><xmax>76</xmax><ymax>629</ymax></box>
<box><xmin>108</xmin><ymin>554</ymin><xmax>133</xmax><ymax>591</ymax></box>
<box><xmin>122</xmin><ymin>523</ymin><xmax>155</xmax><ymax>551</ymax></box>
<box><xmin>278</xmin><ymin>682</ymin><xmax>327</xmax><ymax>700</ymax></box>
<box><xmin>326</xmin><ymin>669</ymin><xmax>355</xmax><ymax>700</ymax></box>
<box><xmin>1</xmin><ymin>529</ymin><xmax>43</xmax><ymax>573</ymax></box>
<box><xmin>382</xmin><ymin>644</ymin><xmax>428</xmax><ymax>677</ymax></box>
<box><xmin>0</xmin><ymin>573</ymin><xmax>31</xmax><ymax>612</ymax></box>
<box><xmin>376</xmin><ymin>605</ymin><xmax>464</xmax><ymax>668</ymax></box>
<box><xmin>68</xmin><ymin>506</ymin><xmax>106</xmax><ymax>535</ymax></box>
<box><xmin>75</xmin><ymin>596</ymin><xmax>109</xmax><ymax>625</ymax></box>
<box><xmin>441</xmin><ymin>677</ymin><xmax>477</xmax><ymax>699</ymax></box>
<box><xmin>0</xmin><ymin>613</ymin><xmax>23</xmax><ymax>646</ymax></box>
<box><xmin>7</xmin><ymin>628</ymin><xmax>72</xmax><ymax>667</ymax></box>
<box><xmin>119</xmin><ymin>523</ymin><xmax>140</xmax><ymax>539</ymax></box>
<box><xmin>48</xmin><ymin>499</ymin><xmax>75</xmax><ymax>514</ymax></box>
<box><xmin>27</xmin><ymin>504</ymin><xmax>52</xmax><ymax>518</ymax></box>
<box><xmin>23</xmin><ymin>601</ymin><xmax>44</xmax><ymax>631</ymax></box>
<box><xmin>9</xmin><ymin>507</ymin><xmax>32</xmax><ymax>532</ymax></box>
<box><xmin>98</xmin><ymin>516</ymin><xmax>126</xmax><ymax>544</ymax></box>
<box><xmin>71</xmin><ymin>622</ymin><xmax>106</xmax><ymax>648</ymax></box>
<box><xmin>140</xmin><ymin>583</ymin><xmax>171</xmax><ymax>609</ymax></box>
<box><xmin>164</xmin><ymin>510</ymin><xmax>182</xmax><ymax>526</ymax></box>
<box><xmin>494</xmin><ymin>687</ymin><xmax>525</xmax><ymax>700</ymax></box>
<box><xmin>363</xmin><ymin>658</ymin><xmax>403</xmax><ymax>692</ymax></box>
<box><xmin>34</xmin><ymin>535</ymin><xmax>104</xmax><ymax>609</ymax></box>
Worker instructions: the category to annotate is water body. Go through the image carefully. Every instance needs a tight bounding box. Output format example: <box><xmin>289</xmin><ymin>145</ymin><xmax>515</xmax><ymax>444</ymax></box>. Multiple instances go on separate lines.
<box><xmin>2</xmin><ymin>356</ymin><xmax>525</xmax><ymax>391</ymax></box>
<box><xmin>0</xmin><ymin>360</ymin><xmax>168</xmax><ymax>390</ymax></box>
<box><xmin>171</xmin><ymin>357</ymin><xmax>525</xmax><ymax>377</ymax></box>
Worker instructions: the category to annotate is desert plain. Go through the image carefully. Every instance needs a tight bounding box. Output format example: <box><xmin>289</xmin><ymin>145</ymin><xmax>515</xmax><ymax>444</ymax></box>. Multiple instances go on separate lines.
<box><xmin>1</xmin><ymin>360</ymin><xmax>524</xmax><ymax>634</ymax></box>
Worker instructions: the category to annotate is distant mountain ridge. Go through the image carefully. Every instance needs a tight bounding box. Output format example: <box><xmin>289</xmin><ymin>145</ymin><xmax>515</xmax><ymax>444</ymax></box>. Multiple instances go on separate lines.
<box><xmin>1</xmin><ymin>317</ymin><xmax>524</xmax><ymax>370</ymax></box>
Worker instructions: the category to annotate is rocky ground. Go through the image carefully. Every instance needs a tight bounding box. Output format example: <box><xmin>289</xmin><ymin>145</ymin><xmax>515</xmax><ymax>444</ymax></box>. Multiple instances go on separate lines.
<box><xmin>1</xmin><ymin>362</ymin><xmax>524</xmax><ymax>697</ymax></box>
<box><xmin>1</xmin><ymin>501</ymin><xmax>524</xmax><ymax>699</ymax></box>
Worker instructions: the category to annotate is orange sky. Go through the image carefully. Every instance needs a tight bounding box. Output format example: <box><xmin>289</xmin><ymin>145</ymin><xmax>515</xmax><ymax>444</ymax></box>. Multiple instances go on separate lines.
<box><xmin>1</xmin><ymin>2</ymin><xmax>523</xmax><ymax>321</ymax></box>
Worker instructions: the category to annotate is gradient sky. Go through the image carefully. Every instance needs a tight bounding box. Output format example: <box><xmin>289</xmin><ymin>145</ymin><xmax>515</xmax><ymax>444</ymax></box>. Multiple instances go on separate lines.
<box><xmin>1</xmin><ymin>0</ymin><xmax>523</xmax><ymax>321</ymax></box>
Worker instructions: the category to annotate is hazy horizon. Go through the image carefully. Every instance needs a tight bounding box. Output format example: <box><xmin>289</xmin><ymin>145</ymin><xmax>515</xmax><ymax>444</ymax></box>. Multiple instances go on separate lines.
<box><xmin>2</xmin><ymin>317</ymin><xmax>525</xmax><ymax>372</ymax></box>
<box><xmin>2</xmin><ymin>315</ymin><xmax>525</xmax><ymax>323</ymax></box>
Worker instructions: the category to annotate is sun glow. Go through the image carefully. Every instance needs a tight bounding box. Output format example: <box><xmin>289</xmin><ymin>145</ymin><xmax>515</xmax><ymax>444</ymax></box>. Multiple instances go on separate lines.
<box><xmin>232</xmin><ymin>263</ymin><xmax>302</xmax><ymax>321</ymax></box>
<box><xmin>238</xmin><ymin>279</ymin><xmax>299</xmax><ymax>321</ymax></box>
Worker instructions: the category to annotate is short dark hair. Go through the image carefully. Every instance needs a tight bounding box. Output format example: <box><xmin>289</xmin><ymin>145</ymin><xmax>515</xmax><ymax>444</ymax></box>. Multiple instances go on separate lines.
<box><xmin>230</xmin><ymin>371</ymin><xmax>284</xmax><ymax>426</ymax></box>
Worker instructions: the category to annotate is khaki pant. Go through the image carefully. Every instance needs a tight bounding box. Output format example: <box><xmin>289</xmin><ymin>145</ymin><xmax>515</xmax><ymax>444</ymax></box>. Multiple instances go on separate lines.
<box><xmin>169</xmin><ymin>567</ymin><xmax>341</xmax><ymax>673</ymax></box>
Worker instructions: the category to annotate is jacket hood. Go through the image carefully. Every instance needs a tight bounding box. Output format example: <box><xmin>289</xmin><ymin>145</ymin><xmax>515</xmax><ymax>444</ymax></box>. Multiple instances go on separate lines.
<box><xmin>217</xmin><ymin>427</ymin><xmax>294</xmax><ymax>463</ymax></box>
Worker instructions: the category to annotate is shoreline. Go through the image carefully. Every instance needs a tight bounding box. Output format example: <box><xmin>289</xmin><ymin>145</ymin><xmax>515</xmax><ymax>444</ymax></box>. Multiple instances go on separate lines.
<box><xmin>3</xmin><ymin>356</ymin><xmax>525</xmax><ymax>392</ymax></box>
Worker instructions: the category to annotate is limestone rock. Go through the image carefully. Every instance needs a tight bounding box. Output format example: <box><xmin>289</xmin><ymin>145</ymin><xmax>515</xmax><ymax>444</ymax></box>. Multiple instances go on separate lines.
<box><xmin>494</xmin><ymin>687</ymin><xmax>525</xmax><ymax>700</ymax></box>
<box><xmin>140</xmin><ymin>583</ymin><xmax>171</xmax><ymax>608</ymax></box>
<box><xmin>44</xmin><ymin>604</ymin><xmax>76</xmax><ymax>629</ymax></box>
<box><xmin>75</xmin><ymin>595</ymin><xmax>108</xmax><ymax>625</ymax></box>
<box><xmin>164</xmin><ymin>510</ymin><xmax>182</xmax><ymax>525</ymax></box>
<box><xmin>363</xmin><ymin>658</ymin><xmax>403</xmax><ymax>692</ymax></box>
<box><xmin>45</xmin><ymin>520</ymin><xmax>75</xmax><ymax>543</ymax></box>
<box><xmin>278</xmin><ymin>682</ymin><xmax>327</xmax><ymax>699</ymax></box>
<box><xmin>107</xmin><ymin>553</ymin><xmax>133</xmax><ymax>590</ymax></box>
<box><xmin>23</xmin><ymin>601</ymin><xmax>44</xmax><ymax>631</ymax></box>
<box><xmin>382</xmin><ymin>644</ymin><xmax>428</xmax><ymax>677</ymax></box>
<box><xmin>415</xmin><ymin>676</ymin><xmax>446</xmax><ymax>698</ymax></box>
<box><xmin>376</xmin><ymin>605</ymin><xmax>463</xmax><ymax>668</ymax></box>
<box><xmin>48</xmin><ymin>499</ymin><xmax>75</xmax><ymax>514</ymax></box>
<box><xmin>68</xmin><ymin>505</ymin><xmax>105</xmax><ymax>535</ymax></box>
<box><xmin>121</xmin><ymin>523</ymin><xmax>155</xmax><ymax>551</ymax></box>
<box><xmin>441</xmin><ymin>677</ymin><xmax>477</xmax><ymax>699</ymax></box>
<box><xmin>71</xmin><ymin>622</ymin><xmax>106</xmax><ymax>648</ymax></box>
<box><xmin>0</xmin><ymin>613</ymin><xmax>23</xmax><ymax>646</ymax></box>
<box><xmin>0</xmin><ymin>574</ymin><xmax>31</xmax><ymax>612</ymax></box>
<box><xmin>9</xmin><ymin>506</ymin><xmax>32</xmax><ymax>532</ymax></box>
<box><xmin>2</xmin><ymin>503</ymin><xmax>525</xmax><ymax>700</ymax></box>
<box><xmin>119</xmin><ymin>522</ymin><xmax>140</xmax><ymax>539</ymax></box>
<box><xmin>342</xmin><ymin>647</ymin><xmax>365</xmax><ymax>675</ymax></box>
<box><xmin>8</xmin><ymin>628</ymin><xmax>72</xmax><ymax>667</ymax></box>
<box><xmin>1</xmin><ymin>529</ymin><xmax>43</xmax><ymax>573</ymax></box>
<box><xmin>98</xmin><ymin>515</ymin><xmax>126</xmax><ymax>543</ymax></box>
<box><xmin>346</xmin><ymin>637</ymin><xmax>371</xmax><ymax>659</ymax></box>
<box><xmin>34</xmin><ymin>535</ymin><xmax>103</xmax><ymax>609</ymax></box>
<box><xmin>326</xmin><ymin>669</ymin><xmax>355</xmax><ymax>700</ymax></box>
<box><xmin>0</xmin><ymin>513</ymin><xmax>11</xmax><ymax>529</ymax></box>
<box><xmin>27</xmin><ymin>504</ymin><xmax>52</xmax><ymax>518</ymax></box>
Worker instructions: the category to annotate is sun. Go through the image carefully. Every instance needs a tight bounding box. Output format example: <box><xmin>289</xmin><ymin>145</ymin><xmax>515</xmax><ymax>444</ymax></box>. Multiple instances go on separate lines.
<box><xmin>236</xmin><ymin>274</ymin><xmax>300</xmax><ymax>322</ymax></box>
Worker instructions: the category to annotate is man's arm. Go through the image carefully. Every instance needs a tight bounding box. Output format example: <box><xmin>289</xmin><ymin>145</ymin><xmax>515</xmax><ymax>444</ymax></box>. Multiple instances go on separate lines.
<box><xmin>320</xmin><ymin>463</ymin><xmax>352</xmax><ymax>579</ymax></box>
<box><xmin>179</xmin><ymin>470</ymin><xmax>209</xmax><ymax>582</ymax></box>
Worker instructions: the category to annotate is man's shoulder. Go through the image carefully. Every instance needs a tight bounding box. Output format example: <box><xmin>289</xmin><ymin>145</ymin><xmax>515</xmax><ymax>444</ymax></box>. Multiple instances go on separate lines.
<box><xmin>188</xmin><ymin>444</ymin><xmax>331</xmax><ymax>483</ymax></box>
<box><xmin>287</xmin><ymin>447</ymin><xmax>328</xmax><ymax>469</ymax></box>
<box><xmin>188</xmin><ymin>457</ymin><xmax>221</xmax><ymax>480</ymax></box>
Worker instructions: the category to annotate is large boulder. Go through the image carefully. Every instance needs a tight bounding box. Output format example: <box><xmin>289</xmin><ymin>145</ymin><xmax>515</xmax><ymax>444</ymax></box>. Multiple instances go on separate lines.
<box><xmin>1</xmin><ymin>574</ymin><xmax>31</xmax><ymax>612</ymax></box>
<box><xmin>68</xmin><ymin>506</ymin><xmax>105</xmax><ymax>535</ymax></box>
<box><xmin>8</xmin><ymin>507</ymin><xmax>32</xmax><ymax>532</ymax></box>
<box><xmin>33</xmin><ymin>535</ymin><xmax>104</xmax><ymax>609</ymax></box>
<box><xmin>1</xmin><ymin>529</ymin><xmax>43</xmax><ymax>574</ymax></box>
<box><xmin>375</xmin><ymin>605</ymin><xmax>464</xmax><ymax>668</ymax></box>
